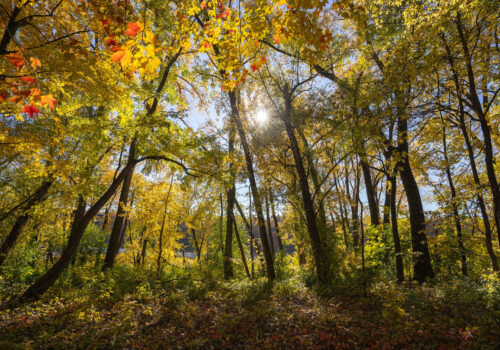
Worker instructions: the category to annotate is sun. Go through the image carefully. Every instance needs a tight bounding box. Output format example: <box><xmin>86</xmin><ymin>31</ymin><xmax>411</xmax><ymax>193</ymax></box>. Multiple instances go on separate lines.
<box><xmin>255</xmin><ymin>110</ymin><xmax>268</xmax><ymax>124</ymax></box>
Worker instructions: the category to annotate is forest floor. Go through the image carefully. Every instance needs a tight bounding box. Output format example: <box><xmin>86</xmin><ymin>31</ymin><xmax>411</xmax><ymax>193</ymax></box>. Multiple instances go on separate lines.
<box><xmin>0</xmin><ymin>275</ymin><xmax>499</xmax><ymax>349</ymax></box>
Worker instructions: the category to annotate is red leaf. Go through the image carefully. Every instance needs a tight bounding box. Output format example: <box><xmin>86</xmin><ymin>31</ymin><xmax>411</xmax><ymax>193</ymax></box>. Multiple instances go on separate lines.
<box><xmin>21</xmin><ymin>76</ymin><xmax>36</xmax><ymax>84</ymax></box>
<box><xmin>6</xmin><ymin>53</ymin><xmax>25</xmax><ymax>69</ymax></box>
<box><xmin>23</xmin><ymin>104</ymin><xmax>39</xmax><ymax>118</ymax></box>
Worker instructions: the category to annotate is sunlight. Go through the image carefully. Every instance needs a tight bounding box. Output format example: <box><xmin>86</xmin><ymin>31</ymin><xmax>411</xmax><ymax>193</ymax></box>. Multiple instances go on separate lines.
<box><xmin>255</xmin><ymin>110</ymin><xmax>269</xmax><ymax>124</ymax></box>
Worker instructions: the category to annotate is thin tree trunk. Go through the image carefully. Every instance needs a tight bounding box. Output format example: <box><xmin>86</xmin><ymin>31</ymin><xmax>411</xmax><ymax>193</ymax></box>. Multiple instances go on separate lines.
<box><xmin>269</xmin><ymin>189</ymin><xmax>283</xmax><ymax>251</ymax></box>
<box><xmin>228</xmin><ymin>90</ymin><xmax>275</xmax><ymax>280</ymax></box>
<box><xmin>390</xmin><ymin>173</ymin><xmax>404</xmax><ymax>283</ymax></box>
<box><xmin>334</xmin><ymin>177</ymin><xmax>349</xmax><ymax>250</ymax></box>
<box><xmin>232</xmin><ymin>211</ymin><xmax>250</xmax><ymax>278</ymax></box>
<box><xmin>219</xmin><ymin>192</ymin><xmax>224</xmax><ymax>253</ymax></box>
<box><xmin>21</xmin><ymin>158</ymin><xmax>137</xmax><ymax>301</ymax></box>
<box><xmin>442</xmin><ymin>34</ymin><xmax>498</xmax><ymax>270</ymax></box>
<box><xmin>441</xmin><ymin>122</ymin><xmax>467</xmax><ymax>276</ymax></box>
<box><xmin>157</xmin><ymin>174</ymin><xmax>174</xmax><ymax>279</ymax></box>
<box><xmin>456</xmin><ymin>17</ymin><xmax>500</xmax><ymax>248</ymax></box>
<box><xmin>264</xmin><ymin>188</ymin><xmax>275</xmax><ymax>255</ymax></box>
<box><xmin>282</xmin><ymin>84</ymin><xmax>329</xmax><ymax>286</ymax></box>
<box><xmin>360</xmin><ymin>156</ymin><xmax>380</xmax><ymax>226</ymax></box>
<box><xmin>141</xmin><ymin>239</ymin><xmax>147</xmax><ymax>266</ymax></box>
<box><xmin>0</xmin><ymin>178</ymin><xmax>53</xmax><ymax>266</ymax></box>
<box><xmin>224</xmin><ymin>125</ymin><xmax>236</xmax><ymax>279</ymax></box>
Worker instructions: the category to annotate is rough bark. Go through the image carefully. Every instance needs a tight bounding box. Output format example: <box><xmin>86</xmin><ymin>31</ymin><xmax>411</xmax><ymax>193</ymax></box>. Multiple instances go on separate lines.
<box><xmin>397</xmin><ymin>116</ymin><xmax>434</xmax><ymax>282</ymax></box>
<box><xmin>102</xmin><ymin>141</ymin><xmax>136</xmax><ymax>270</ymax></box>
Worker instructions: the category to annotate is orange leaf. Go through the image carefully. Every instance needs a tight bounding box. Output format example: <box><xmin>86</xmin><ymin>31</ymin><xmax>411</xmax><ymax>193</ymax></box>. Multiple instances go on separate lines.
<box><xmin>6</xmin><ymin>53</ymin><xmax>25</xmax><ymax>69</ymax></box>
<box><xmin>30</xmin><ymin>58</ymin><xmax>41</xmax><ymax>70</ymax></box>
<box><xmin>8</xmin><ymin>95</ymin><xmax>23</xmax><ymax>104</ymax></box>
<box><xmin>111</xmin><ymin>48</ymin><xmax>126</xmax><ymax>62</ymax></box>
<box><xmin>124</xmin><ymin>22</ymin><xmax>141</xmax><ymax>37</ymax></box>
<box><xmin>41</xmin><ymin>94</ymin><xmax>57</xmax><ymax>109</ymax></box>
<box><xmin>30</xmin><ymin>88</ymin><xmax>42</xmax><ymax>100</ymax></box>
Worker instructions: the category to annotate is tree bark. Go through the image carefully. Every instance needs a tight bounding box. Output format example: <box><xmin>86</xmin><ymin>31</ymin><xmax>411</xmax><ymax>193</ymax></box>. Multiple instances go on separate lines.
<box><xmin>102</xmin><ymin>141</ymin><xmax>136</xmax><ymax>270</ymax></box>
<box><xmin>360</xmin><ymin>156</ymin><xmax>380</xmax><ymax>226</ymax></box>
<box><xmin>264</xmin><ymin>188</ymin><xmax>275</xmax><ymax>255</ymax></box>
<box><xmin>282</xmin><ymin>84</ymin><xmax>329</xmax><ymax>286</ymax></box>
<box><xmin>455</xmin><ymin>17</ymin><xmax>500</xmax><ymax>248</ymax></box>
<box><xmin>157</xmin><ymin>174</ymin><xmax>174</xmax><ymax>279</ymax></box>
<box><xmin>269</xmin><ymin>189</ymin><xmax>283</xmax><ymax>251</ymax></box>
<box><xmin>0</xmin><ymin>178</ymin><xmax>53</xmax><ymax>266</ymax></box>
<box><xmin>224</xmin><ymin>125</ymin><xmax>236</xmax><ymax>279</ymax></box>
<box><xmin>389</xmin><ymin>173</ymin><xmax>404</xmax><ymax>283</ymax></box>
<box><xmin>21</xmin><ymin>159</ymin><xmax>136</xmax><ymax>301</ymax></box>
<box><xmin>232</xmin><ymin>211</ymin><xmax>250</xmax><ymax>278</ymax></box>
<box><xmin>396</xmin><ymin>116</ymin><xmax>434</xmax><ymax>282</ymax></box>
<box><xmin>228</xmin><ymin>90</ymin><xmax>275</xmax><ymax>280</ymax></box>
<box><xmin>441</xmin><ymin>122</ymin><xmax>467</xmax><ymax>276</ymax></box>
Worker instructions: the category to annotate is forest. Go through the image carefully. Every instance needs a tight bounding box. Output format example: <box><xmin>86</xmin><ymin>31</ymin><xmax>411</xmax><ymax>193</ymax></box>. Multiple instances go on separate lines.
<box><xmin>0</xmin><ymin>0</ymin><xmax>499</xmax><ymax>348</ymax></box>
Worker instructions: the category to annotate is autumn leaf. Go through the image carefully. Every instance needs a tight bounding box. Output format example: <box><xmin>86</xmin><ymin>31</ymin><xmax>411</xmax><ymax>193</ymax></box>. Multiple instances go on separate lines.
<box><xmin>111</xmin><ymin>47</ymin><xmax>132</xmax><ymax>68</ymax></box>
<box><xmin>106</xmin><ymin>38</ymin><xmax>117</xmax><ymax>47</ymax></box>
<box><xmin>22</xmin><ymin>104</ymin><xmax>39</xmax><ymax>118</ymax></box>
<box><xmin>21</xmin><ymin>76</ymin><xmax>37</xmax><ymax>84</ymax></box>
<box><xmin>111</xmin><ymin>48</ymin><xmax>126</xmax><ymax>62</ymax></box>
<box><xmin>30</xmin><ymin>57</ymin><xmax>41</xmax><ymax>70</ymax></box>
<box><xmin>8</xmin><ymin>95</ymin><xmax>23</xmax><ymax>104</ymax></box>
<box><xmin>6</xmin><ymin>53</ymin><xmax>25</xmax><ymax>69</ymax></box>
<box><xmin>125</xmin><ymin>22</ymin><xmax>141</xmax><ymax>37</ymax></box>
<box><xmin>250</xmin><ymin>63</ymin><xmax>258</xmax><ymax>72</ymax></box>
<box><xmin>41</xmin><ymin>95</ymin><xmax>57</xmax><ymax>109</ymax></box>
<box><xmin>30</xmin><ymin>88</ymin><xmax>42</xmax><ymax>100</ymax></box>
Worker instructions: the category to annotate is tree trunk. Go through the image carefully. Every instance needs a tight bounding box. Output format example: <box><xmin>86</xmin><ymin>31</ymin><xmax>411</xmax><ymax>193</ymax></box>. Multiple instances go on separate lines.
<box><xmin>157</xmin><ymin>174</ymin><xmax>174</xmax><ymax>279</ymax></box>
<box><xmin>397</xmin><ymin>116</ymin><xmax>434</xmax><ymax>282</ymax></box>
<box><xmin>219</xmin><ymin>192</ymin><xmax>224</xmax><ymax>253</ymax></box>
<box><xmin>228</xmin><ymin>90</ymin><xmax>275</xmax><ymax>280</ymax></box>
<box><xmin>441</xmin><ymin>123</ymin><xmax>467</xmax><ymax>276</ymax></box>
<box><xmin>141</xmin><ymin>239</ymin><xmax>148</xmax><ymax>266</ymax></box>
<box><xmin>102</xmin><ymin>140</ymin><xmax>136</xmax><ymax>270</ymax></box>
<box><xmin>456</xmin><ymin>17</ymin><xmax>500</xmax><ymax>248</ymax></box>
<box><xmin>282</xmin><ymin>84</ymin><xmax>329</xmax><ymax>286</ymax></box>
<box><xmin>390</xmin><ymin>174</ymin><xmax>404</xmax><ymax>283</ymax></box>
<box><xmin>0</xmin><ymin>178</ymin><xmax>53</xmax><ymax>266</ymax></box>
<box><xmin>442</xmin><ymin>33</ymin><xmax>499</xmax><ymax>269</ymax></box>
<box><xmin>21</xmin><ymin>160</ymin><xmax>137</xmax><ymax>301</ymax></box>
<box><xmin>235</xmin><ymin>196</ymin><xmax>255</xmax><ymax>279</ymax></box>
<box><xmin>232</xmin><ymin>211</ymin><xmax>250</xmax><ymax>278</ymax></box>
<box><xmin>264</xmin><ymin>188</ymin><xmax>275</xmax><ymax>255</ymax></box>
<box><xmin>360</xmin><ymin>156</ymin><xmax>380</xmax><ymax>226</ymax></box>
<box><xmin>269</xmin><ymin>189</ymin><xmax>283</xmax><ymax>251</ymax></box>
<box><xmin>334</xmin><ymin>177</ymin><xmax>349</xmax><ymax>250</ymax></box>
<box><xmin>224</xmin><ymin>125</ymin><xmax>236</xmax><ymax>279</ymax></box>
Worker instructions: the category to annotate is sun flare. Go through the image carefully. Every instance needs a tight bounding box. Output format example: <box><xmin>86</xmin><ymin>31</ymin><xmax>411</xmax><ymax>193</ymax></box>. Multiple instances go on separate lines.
<box><xmin>255</xmin><ymin>110</ymin><xmax>268</xmax><ymax>124</ymax></box>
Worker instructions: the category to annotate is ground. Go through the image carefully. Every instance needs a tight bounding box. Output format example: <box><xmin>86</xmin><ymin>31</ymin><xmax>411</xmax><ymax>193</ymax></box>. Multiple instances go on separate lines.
<box><xmin>0</xmin><ymin>277</ymin><xmax>498</xmax><ymax>349</ymax></box>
